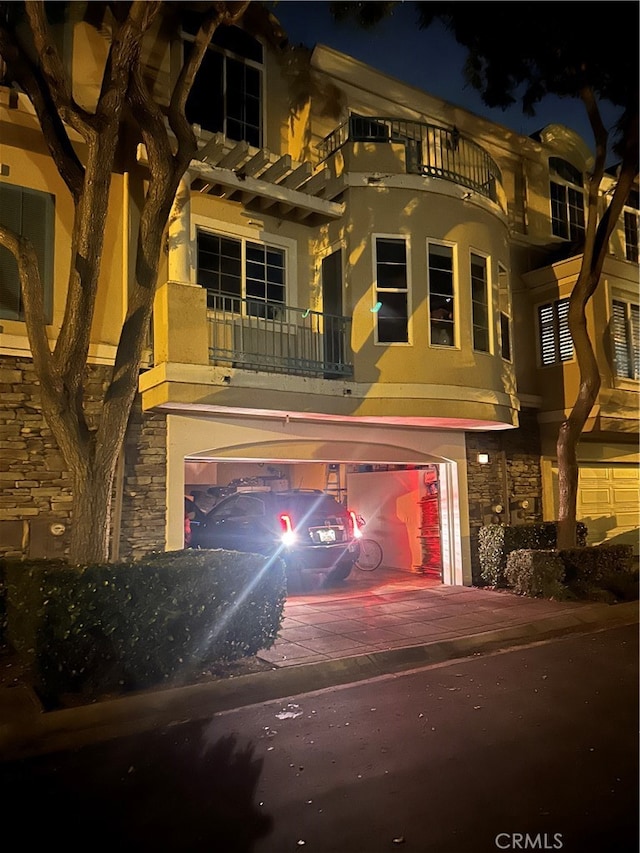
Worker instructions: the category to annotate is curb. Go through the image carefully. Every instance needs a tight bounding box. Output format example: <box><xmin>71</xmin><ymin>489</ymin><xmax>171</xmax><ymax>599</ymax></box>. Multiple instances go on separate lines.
<box><xmin>1</xmin><ymin>600</ymin><xmax>637</xmax><ymax>761</ymax></box>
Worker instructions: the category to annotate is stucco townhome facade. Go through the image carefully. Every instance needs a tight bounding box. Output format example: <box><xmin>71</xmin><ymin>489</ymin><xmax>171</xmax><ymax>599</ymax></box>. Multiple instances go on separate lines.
<box><xmin>1</xmin><ymin>5</ymin><xmax>638</xmax><ymax>584</ymax></box>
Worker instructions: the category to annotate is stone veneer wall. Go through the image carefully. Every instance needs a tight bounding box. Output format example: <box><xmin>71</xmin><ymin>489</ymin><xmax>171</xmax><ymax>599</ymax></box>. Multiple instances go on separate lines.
<box><xmin>465</xmin><ymin>408</ymin><xmax>543</xmax><ymax>582</ymax></box>
<box><xmin>0</xmin><ymin>355</ymin><xmax>166</xmax><ymax>561</ymax></box>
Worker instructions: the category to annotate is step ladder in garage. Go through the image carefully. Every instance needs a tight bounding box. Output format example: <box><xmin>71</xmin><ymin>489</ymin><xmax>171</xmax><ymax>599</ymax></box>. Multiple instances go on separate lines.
<box><xmin>325</xmin><ymin>464</ymin><xmax>345</xmax><ymax>501</ymax></box>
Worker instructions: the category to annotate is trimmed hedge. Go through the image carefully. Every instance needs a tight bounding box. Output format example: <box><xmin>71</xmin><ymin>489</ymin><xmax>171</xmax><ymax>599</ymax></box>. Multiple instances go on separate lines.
<box><xmin>560</xmin><ymin>544</ymin><xmax>636</xmax><ymax>602</ymax></box>
<box><xmin>4</xmin><ymin>549</ymin><xmax>286</xmax><ymax>706</ymax></box>
<box><xmin>504</xmin><ymin>543</ymin><xmax>637</xmax><ymax>602</ymax></box>
<box><xmin>478</xmin><ymin>522</ymin><xmax>588</xmax><ymax>587</ymax></box>
<box><xmin>505</xmin><ymin>550</ymin><xmax>567</xmax><ymax>599</ymax></box>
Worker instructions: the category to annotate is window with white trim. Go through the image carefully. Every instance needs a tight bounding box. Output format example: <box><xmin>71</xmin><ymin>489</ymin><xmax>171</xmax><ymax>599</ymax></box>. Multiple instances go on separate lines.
<box><xmin>197</xmin><ymin>230</ymin><xmax>285</xmax><ymax>319</ymax></box>
<box><xmin>623</xmin><ymin>190</ymin><xmax>639</xmax><ymax>263</ymax></box>
<box><xmin>374</xmin><ymin>237</ymin><xmax>409</xmax><ymax>343</ymax></box>
<box><xmin>0</xmin><ymin>182</ymin><xmax>54</xmax><ymax>322</ymax></box>
<box><xmin>612</xmin><ymin>299</ymin><xmax>639</xmax><ymax>380</ymax></box>
<box><xmin>427</xmin><ymin>242</ymin><xmax>455</xmax><ymax>347</ymax></box>
<box><xmin>471</xmin><ymin>252</ymin><xmax>489</xmax><ymax>352</ymax></box>
<box><xmin>549</xmin><ymin>157</ymin><xmax>585</xmax><ymax>241</ymax></box>
<box><xmin>538</xmin><ymin>298</ymin><xmax>573</xmax><ymax>366</ymax></box>
<box><xmin>182</xmin><ymin>15</ymin><xmax>263</xmax><ymax>147</ymax></box>
<box><xmin>498</xmin><ymin>264</ymin><xmax>512</xmax><ymax>362</ymax></box>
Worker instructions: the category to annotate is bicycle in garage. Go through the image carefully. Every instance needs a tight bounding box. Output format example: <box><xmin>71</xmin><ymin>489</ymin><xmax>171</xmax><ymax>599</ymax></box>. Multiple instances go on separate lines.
<box><xmin>353</xmin><ymin>515</ymin><xmax>384</xmax><ymax>571</ymax></box>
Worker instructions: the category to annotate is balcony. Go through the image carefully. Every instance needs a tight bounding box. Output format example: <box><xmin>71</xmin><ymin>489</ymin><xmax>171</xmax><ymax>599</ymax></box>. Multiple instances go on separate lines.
<box><xmin>207</xmin><ymin>295</ymin><xmax>353</xmax><ymax>378</ymax></box>
<box><xmin>318</xmin><ymin>114</ymin><xmax>503</xmax><ymax>204</ymax></box>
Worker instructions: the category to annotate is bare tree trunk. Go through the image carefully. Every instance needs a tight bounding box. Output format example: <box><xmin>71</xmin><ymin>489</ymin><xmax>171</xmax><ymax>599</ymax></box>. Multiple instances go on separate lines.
<box><xmin>556</xmin><ymin>90</ymin><xmax>638</xmax><ymax>550</ymax></box>
<box><xmin>69</xmin><ymin>461</ymin><xmax>117</xmax><ymax>565</ymax></box>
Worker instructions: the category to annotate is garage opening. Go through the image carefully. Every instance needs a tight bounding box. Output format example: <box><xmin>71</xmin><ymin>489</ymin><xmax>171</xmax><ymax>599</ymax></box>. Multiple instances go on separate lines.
<box><xmin>183</xmin><ymin>459</ymin><xmax>445</xmax><ymax>580</ymax></box>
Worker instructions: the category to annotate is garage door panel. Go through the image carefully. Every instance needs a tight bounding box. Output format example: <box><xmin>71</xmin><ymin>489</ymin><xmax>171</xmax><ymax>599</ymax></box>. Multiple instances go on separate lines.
<box><xmin>579</xmin><ymin>488</ymin><xmax>613</xmax><ymax>507</ymax></box>
<box><xmin>613</xmin><ymin>487</ymin><xmax>640</xmax><ymax>504</ymax></box>
<box><xmin>576</xmin><ymin>463</ymin><xmax>639</xmax><ymax>552</ymax></box>
<box><xmin>612</xmin><ymin>467</ymin><xmax>640</xmax><ymax>481</ymax></box>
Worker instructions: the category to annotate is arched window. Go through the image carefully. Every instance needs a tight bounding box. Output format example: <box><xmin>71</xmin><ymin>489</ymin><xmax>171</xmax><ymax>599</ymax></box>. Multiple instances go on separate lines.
<box><xmin>549</xmin><ymin>157</ymin><xmax>585</xmax><ymax>241</ymax></box>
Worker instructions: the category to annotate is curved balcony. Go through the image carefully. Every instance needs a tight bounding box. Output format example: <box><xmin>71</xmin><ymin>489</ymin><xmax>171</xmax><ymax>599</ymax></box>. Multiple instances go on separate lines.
<box><xmin>318</xmin><ymin>114</ymin><xmax>503</xmax><ymax>204</ymax></box>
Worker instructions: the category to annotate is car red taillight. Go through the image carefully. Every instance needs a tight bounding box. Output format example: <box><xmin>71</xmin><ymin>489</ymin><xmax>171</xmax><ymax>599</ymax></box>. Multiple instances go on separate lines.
<box><xmin>279</xmin><ymin>513</ymin><xmax>297</xmax><ymax>546</ymax></box>
<box><xmin>348</xmin><ymin>510</ymin><xmax>363</xmax><ymax>539</ymax></box>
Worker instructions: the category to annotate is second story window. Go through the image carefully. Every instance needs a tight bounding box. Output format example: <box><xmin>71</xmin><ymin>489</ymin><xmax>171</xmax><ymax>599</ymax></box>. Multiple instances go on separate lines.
<box><xmin>549</xmin><ymin>157</ymin><xmax>585</xmax><ymax>241</ymax></box>
<box><xmin>623</xmin><ymin>190</ymin><xmax>639</xmax><ymax>263</ymax></box>
<box><xmin>498</xmin><ymin>264</ymin><xmax>512</xmax><ymax>362</ymax></box>
<box><xmin>612</xmin><ymin>299</ymin><xmax>639</xmax><ymax>380</ymax></box>
<box><xmin>374</xmin><ymin>237</ymin><xmax>409</xmax><ymax>343</ymax></box>
<box><xmin>0</xmin><ymin>182</ymin><xmax>54</xmax><ymax>322</ymax></box>
<box><xmin>471</xmin><ymin>252</ymin><xmax>489</xmax><ymax>352</ymax></box>
<box><xmin>197</xmin><ymin>231</ymin><xmax>285</xmax><ymax>319</ymax></box>
<box><xmin>427</xmin><ymin>242</ymin><xmax>455</xmax><ymax>346</ymax></box>
<box><xmin>538</xmin><ymin>298</ymin><xmax>573</xmax><ymax>366</ymax></box>
<box><xmin>183</xmin><ymin>17</ymin><xmax>263</xmax><ymax>147</ymax></box>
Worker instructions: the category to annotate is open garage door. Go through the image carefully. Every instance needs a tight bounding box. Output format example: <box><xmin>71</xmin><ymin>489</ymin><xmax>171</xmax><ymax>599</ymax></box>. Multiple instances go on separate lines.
<box><xmin>169</xmin><ymin>413</ymin><xmax>471</xmax><ymax>584</ymax></box>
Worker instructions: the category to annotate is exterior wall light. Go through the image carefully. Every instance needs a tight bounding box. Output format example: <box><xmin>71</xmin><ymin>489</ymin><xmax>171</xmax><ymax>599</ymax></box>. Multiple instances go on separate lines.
<box><xmin>477</xmin><ymin>452</ymin><xmax>490</xmax><ymax>464</ymax></box>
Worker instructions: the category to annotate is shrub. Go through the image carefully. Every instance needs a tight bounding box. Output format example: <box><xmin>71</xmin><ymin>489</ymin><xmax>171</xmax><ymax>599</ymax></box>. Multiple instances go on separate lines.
<box><xmin>4</xmin><ymin>549</ymin><xmax>286</xmax><ymax>706</ymax></box>
<box><xmin>505</xmin><ymin>550</ymin><xmax>567</xmax><ymax>599</ymax></box>
<box><xmin>559</xmin><ymin>544</ymin><xmax>636</xmax><ymax>602</ymax></box>
<box><xmin>478</xmin><ymin>522</ymin><xmax>588</xmax><ymax>587</ymax></box>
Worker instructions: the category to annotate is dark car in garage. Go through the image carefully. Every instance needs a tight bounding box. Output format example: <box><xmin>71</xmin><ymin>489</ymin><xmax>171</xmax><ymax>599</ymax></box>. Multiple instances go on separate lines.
<box><xmin>189</xmin><ymin>489</ymin><xmax>361</xmax><ymax>583</ymax></box>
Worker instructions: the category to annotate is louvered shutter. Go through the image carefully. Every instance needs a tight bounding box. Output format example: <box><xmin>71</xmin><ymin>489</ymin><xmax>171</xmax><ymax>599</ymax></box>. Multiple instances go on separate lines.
<box><xmin>538</xmin><ymin>303</ymin><xmax>557</xmax><ymax>365</ymax></box>
<box><xmin>557</xmin><ymin>299</ymin><xmax>573</xmax><ymax>361</ymax></box>
<box><xmin>630</xmin><ymin>303</ymin><xmax>639</xmax><ymax>380</ymax></box>
<box><xmin>612</xmin><ymin>300</ymin><xmax>630</xmax><ymax>377</ymax></box>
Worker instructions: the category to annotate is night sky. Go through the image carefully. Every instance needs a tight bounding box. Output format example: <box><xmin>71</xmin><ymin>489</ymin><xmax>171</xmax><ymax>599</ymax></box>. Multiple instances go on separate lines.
<box><xmin>272</xmin><ymin>0</ymin><xmax>623</xmax><ymax>160</ymax></box>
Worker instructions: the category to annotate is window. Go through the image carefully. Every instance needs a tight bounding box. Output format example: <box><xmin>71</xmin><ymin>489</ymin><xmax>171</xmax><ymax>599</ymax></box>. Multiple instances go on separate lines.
<box><xmin>197</xmin><ymin>231</ymin><xmax>285</xmax><ymax>319</ymax></box>
<box><xmin>612</xmin><ymin>299</ymin><xmax>639</xmax><ymax>380</ymax></box>
<box><xmin>549</xmin><ymin>157</ymin><xmax>585</xmax><ymax>241</ymax></box>
<box><xmin>374</xmin><ymin>238</ymin><xmax>409</xmax><ymax>343</ymax></box>
<box><xmin>427</xmin><ymin>242</ymin><xmax>455</xmax><ymax>346</ymax></box>
<box><xmin>183</xmin><ymin>16</ymin><xmax>263</xmax><ymax>146</ymax></box>
<box><xmin>470</xmin><ymin>252</ymin><xmax>489</xmax><ymax>352</ymax></box>
<box><xmin>0</xmin><ymin>183</ymin><xmax>54</xmax><ymax>322</ymax></box>
<box><xmin>538</xmin><ymin>298</ymin><xmax>573</xmax><ymax>366</ymax></box>
<box><xmin>498</xmin><ymin>264</ymin><xmax>512</xmax><ymax>362</ymax></box>
<box><xmin>623</xmin><ymin>190</ymin><xmax>639</xmax><ymax>263</ymax></box>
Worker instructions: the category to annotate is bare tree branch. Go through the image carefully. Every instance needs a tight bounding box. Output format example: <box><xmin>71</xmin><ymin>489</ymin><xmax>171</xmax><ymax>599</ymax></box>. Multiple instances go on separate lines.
<box><xmin>25</xmin><ymin>1</ymin><xmax>94</xmax><ymax>137</ymax></box>
<box><xmin>0</xmin><ymin>21</ymin><xmax>84</xmax><ymax>199</ymax></box>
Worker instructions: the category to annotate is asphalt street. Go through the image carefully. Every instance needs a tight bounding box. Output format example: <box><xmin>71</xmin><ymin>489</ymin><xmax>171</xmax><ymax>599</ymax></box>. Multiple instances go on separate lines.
<box><xmin>0</xmin><ymin>624</ymin><xmax>637</xmax><ymax>853</ymax></box>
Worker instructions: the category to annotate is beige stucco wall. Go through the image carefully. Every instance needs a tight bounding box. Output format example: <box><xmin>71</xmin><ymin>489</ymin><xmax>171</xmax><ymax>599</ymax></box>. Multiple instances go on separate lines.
<box><xmin>0</xmin><ymin>94</ymin><xmax>127</xmax><ymax>360</ymax></box>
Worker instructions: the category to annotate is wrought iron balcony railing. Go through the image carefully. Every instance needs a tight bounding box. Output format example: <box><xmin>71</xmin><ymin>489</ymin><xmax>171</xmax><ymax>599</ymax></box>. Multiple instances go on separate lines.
<box><xmin>207</xmin><ymin>294</ymin><xmax>353</xmax><ymax>378</ymax></box>
<box><xmin>318</xmin><ymin>114</ymin><xmax>503</xmax><ymax>203</ymax></box>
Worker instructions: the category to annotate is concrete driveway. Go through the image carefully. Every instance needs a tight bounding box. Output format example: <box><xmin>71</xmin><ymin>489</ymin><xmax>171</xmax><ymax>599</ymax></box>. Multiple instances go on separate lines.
<box><xmin>258</xmin><ymin>566</ymin><xmax>602</xmax><ymax>668</ymax></box>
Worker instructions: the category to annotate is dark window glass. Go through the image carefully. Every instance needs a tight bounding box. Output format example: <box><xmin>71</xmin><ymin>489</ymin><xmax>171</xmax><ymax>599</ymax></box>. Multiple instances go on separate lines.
<box><xmin>375</xmin><ymin>238</ymin><xmax>408</xmax><ymax>343</ymax></box>
<box><xmin>0</xmin><ymin>183</ymin><xmax>54</xmax><ymax>321</ymax></box>
<box><xmin>471</xmin><ymin>253</ymin><xmax>489</xmax><ymax>352</ymax></box>
<box><xmin>184</xmin><ymin>25</ymin><xmax>262</xmax><ymax>145</ymax></box>
<box><xmin>500</xmin><ymin>312</ymin><xmax>511</xmax><ymax>361</ymax></box>
<box><xmin>550</xmin><ymin>158</ymin><xmax>585</xmax><ymax>241</ymax></box>
<box><xmin>549</xmin><ymin>157</ymin><xmax>583</xmax><ymax>187</ymax></box>
<box><xmin>197</xmin><ymin>232</ymin><xmax>285</xmax><ymax>317</ymax></box>
<box><xmin>624</xmin><ymin>211</ymin><xmax>639</xmax><ymax>263</ymax></box>
<box><xmin>428</xmin><ymin>244</ymin><xmax>454</xmax><ymax>347</ymax></box>
<box><xmin>377</xmin><ymin>292</ymin><xmax>409</xmax><ymax>343</ymax></box>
